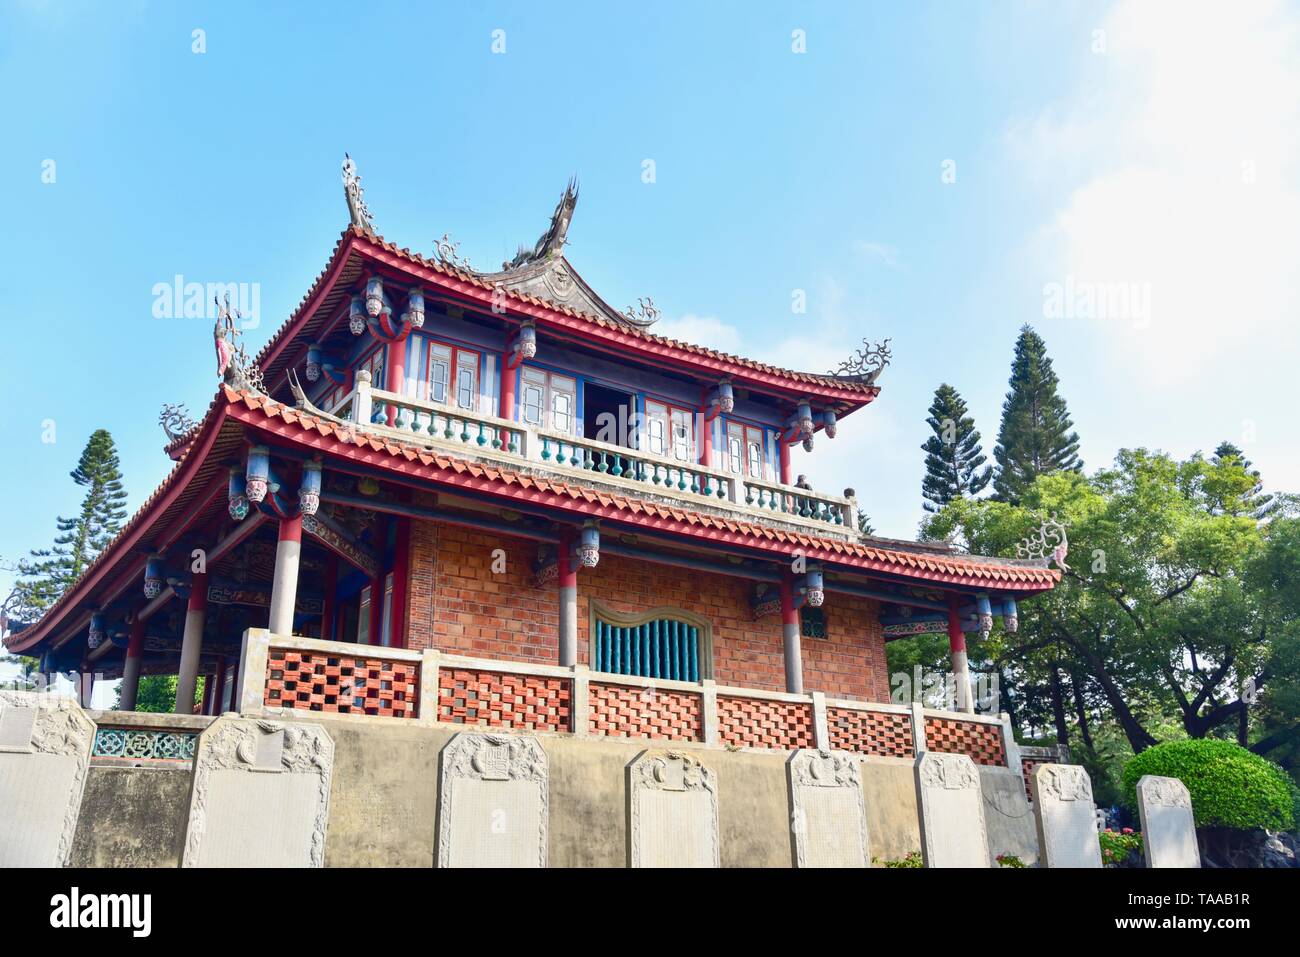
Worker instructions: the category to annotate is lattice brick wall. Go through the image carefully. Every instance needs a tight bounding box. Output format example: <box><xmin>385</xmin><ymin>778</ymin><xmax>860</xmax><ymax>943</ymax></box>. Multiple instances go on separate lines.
<box><xmin>265</xmin><ymin>648</ymin><xmax>419</xmax><ymax>718</ymax></box>
<box><xmin>588</xmin><ymin>682</ymin><xmax>702</xmax><ymax>742</ymax></box>
<box><xmin>717</xmin><ymin>695</ymin><xmax>815</xmax><ymax>749</ymax></box>
<box><xmin>1020</xmin><ymin>756</ymin><xmax>1050</xmax><ymax>799</ymax></box>
<box><xmin>826</xmin><ymin>707</ymin><xmax>914</xmax><ymax>757</ymax></box>
<box><xmin>924</xmin><ymin>716</ymin><xmax>1005</xmax><ymax>766</ymax></box>
<box><xmin>438</xmin><ymin>669</ymin><xmax>572</xmax><ymax>732</ymax></box>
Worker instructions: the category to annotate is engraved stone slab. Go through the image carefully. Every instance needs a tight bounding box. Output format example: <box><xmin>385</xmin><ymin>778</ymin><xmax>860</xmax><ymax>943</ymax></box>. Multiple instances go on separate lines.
<box><xmin>1031</xmin><ymin>763</ymin><xmax>1101</xmax><ymax>868</ymax></box>
<box><xmin>980</xmin><ymin>765</ymin><xmax>1039</xmax><ymax>867</ymax></box>
<box><xmin>627</xmin><ymin>750</ymin><xmax>719</xmax><ymax>867</ymax></box>
<box><xmin>915</xmin><ymin>752</ymin><xmax>990</xmax><ymax>868</ymax></box>
<box><xmin>788</xmin><ymin>749</ymin><xmax>868</xmax><ymax>868</ymax></box>
<box><xmin>1136</xmin><ymin>774</ymin><xmax>1200</xmax><ymax>868</ymax></box>
<box><xmin>0</xmin><ymin>692</ymin><xmax>95</xmax><ymax>867</ymax></box>
<box><xmin>438</xmin><ymin>733</ymin><xmax>547</xmax><ymax>868</ymax></box>
<box><xmin>183</xmin><ymin>715</ymin><xmax>334</xmax><ymax>867</ymax></box>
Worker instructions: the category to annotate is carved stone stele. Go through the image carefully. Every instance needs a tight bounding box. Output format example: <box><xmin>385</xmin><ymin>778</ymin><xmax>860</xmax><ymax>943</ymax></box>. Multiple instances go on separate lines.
<box><xmin>627</xmin><ymin>749</ymin><xmax>719</xmax><ymax>868</ymax></box>
<box><xmin>1031</xmin><ymin>763</ymin><xmax>1101</xmax><ymax>868</ymax></box>
<box><xmin>914</xmin><ymin>751</ymin><xmax>991</xmax><ymax>868</ymax></box>
<box><xmin>0</xmin><ymin>692</ymin><xmax>95</xmax><ymax>867</ymax></box>
<box><xmin>183</xmin><ymin>715</ymin><xmax>334</xmax><ymax>868</ymax></box>
<box><xmin>1136</xmin><ymin>774</ymin><xmax>1200</xmax><ymax>868</ymax></box>
<box><xmin>437</xmin><ymin>733</ymin><xmax>548</xmax><ymax>868</ymax></box>
<box><xmin>787</xmin><ymin>749</ymin><xmax>869</xmax><ymax>868</ymax></box>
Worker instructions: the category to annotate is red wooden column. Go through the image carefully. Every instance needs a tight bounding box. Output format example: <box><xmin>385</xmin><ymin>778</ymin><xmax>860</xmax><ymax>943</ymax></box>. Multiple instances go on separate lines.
<box><xmin>174</xmin><ymin>572</ymin><xmax>208</xmax><ymax>714</ymax></box>
<box><xmin>947</xmin><ymin>598</ymin><xmax>973</xmax><ymax>714</ymax></box>
<box><xmin>499</xmin><ymin>352</ymin><xmax>517</xmax><ymax>420</ymax></box>
<box><xmin>390</xmin><ymin>517</ymin><xmax>411</xmax><ymax>648</ymax></box>
<box><xmin>779</xmin><ymin>571</ymin><xmax>804</xmax><ymax>693</ymax></box>
<box><xmin>119</xmin><ymin>614</ymin><xmax>146</xmax><ymax>711</ymax></box>
<box><xmin>384</xmin><ymin>338</ymin><xmax>407</xmax><ymax>426</ymax></box>
<box><xmin>268</xmin><ymin>515</ymin><xmax>303</xmax><ymax>636</ymax></box>
<box><xmin>558</xmin><ymin>530</ymin><xmax>577</xmax><ymax>666</ymax></box>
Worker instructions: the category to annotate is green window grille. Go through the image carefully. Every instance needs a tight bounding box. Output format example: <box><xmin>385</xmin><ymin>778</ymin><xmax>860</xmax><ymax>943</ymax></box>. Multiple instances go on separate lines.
<box><xmin>593</xmin><ymin>616</ymin><xmax>701</xmax><ymax>681</ymax></box>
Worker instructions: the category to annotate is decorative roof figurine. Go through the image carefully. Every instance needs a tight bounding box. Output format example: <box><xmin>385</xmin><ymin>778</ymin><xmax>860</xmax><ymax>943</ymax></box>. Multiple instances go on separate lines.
<box><xmin>503</xmin><ymin>177</ymin><xmax>578</xmax><ymax>270</ymax></box>
<box><xmin>341</xmin><ymin>153</ymin><xmax>373</xmax><ymax>231</ymax></box>
<box><xmin>622</xmin><ymin>297</ymin><xmax>660</xmax><ymax>326</ymax></box>
<box><xmin>433</xmin><ymin>232</ymin><xmax>475</xmax><ymax>272</ymax></box>
<box><xmin>213</xmin><ymin>293</ymin><xmax>265</xmax><ymax>393</ymax></box>
<box><xmin>830</xmin><ymin>337</ymin><xmax>892</xmax><ymax>386</ymax></box>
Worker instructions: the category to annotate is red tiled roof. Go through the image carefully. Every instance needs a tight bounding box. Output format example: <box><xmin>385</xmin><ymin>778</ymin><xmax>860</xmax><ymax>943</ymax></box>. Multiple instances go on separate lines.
<box><xmin>225</xmin><ymin>387</ymin><xmax>1058</xmax><ymax>589</ymax></box>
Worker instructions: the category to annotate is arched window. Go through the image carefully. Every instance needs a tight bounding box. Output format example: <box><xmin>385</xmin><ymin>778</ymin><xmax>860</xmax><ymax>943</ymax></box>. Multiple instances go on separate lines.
<box><xmin>589</xmin><ymin>602</ymin><xmax>712</xmax><ymax>682</ymax></box>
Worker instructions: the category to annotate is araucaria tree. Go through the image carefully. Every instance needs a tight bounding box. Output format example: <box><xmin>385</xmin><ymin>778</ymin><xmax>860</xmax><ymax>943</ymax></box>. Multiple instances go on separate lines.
<box><xmin>992</xmin><ymin>325</ymin><xmax>1082</xmax><ymax>503</ymax></box>
<box><xmin>16</xmin><ymin>429</ymin><xmax>129</xmax><ymax>618</ymax></box>
<box><xmin>921</xmin><ymin>383</ymin><xmax>991</xmax><ymax>512</ymax></box>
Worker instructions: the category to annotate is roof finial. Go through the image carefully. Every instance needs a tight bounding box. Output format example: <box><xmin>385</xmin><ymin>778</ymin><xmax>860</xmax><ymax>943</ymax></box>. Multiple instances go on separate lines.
<box><xmin>342</xmin><ymin>153</ymin><xmax>374</xmax><ymax>231</ymax></box>
<box><xmin>830</xmin><ymin>337</ymin><xmax>892</xmax><ymax>386</ymax></box>
<box><xmin>502</xmin><ymin>176</ymin><xmax>579</xmax><ymax>270</ymax></box>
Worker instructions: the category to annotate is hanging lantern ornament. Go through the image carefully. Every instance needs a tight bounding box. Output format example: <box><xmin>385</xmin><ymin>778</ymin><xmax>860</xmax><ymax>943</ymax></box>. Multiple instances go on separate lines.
<box><xmin>1002</xmin><ymin>598</ymin><xmax>1019</xmax><ymax>634</ymax></box>
<box><xmin>298</xmin><ymin>461</ymin><xmax>323</xmax><ymax>517</ymax></box>
<box><xmin>576</xmin><ymin>521</ymin><xmax>601</xmax><ymax>569</ymax></box>
<box><xmin>802</xmin><ymin>566</ymin><xmax>825</xmax><ymax>608</ymax></box>
<box><xmin>517</xmin><ymin>320</ymin><xmax>537</xmax><ymax>360</ymax></box>
<box><xmin>403</xmin><ymin>288</ymin><xmax>426</xmax><ymax>329</ymax></box>
<box><xmin>348</xmin><ymin>295</ymin><xmax>367</xmax><ymax>336</ymax></box>
<box><xmin>365</xmin><ymin>277</ymin><xmax>385</xmax><ymax>317</ymax></box>
<box><xmin>976</xmin><ymin>594</ymin><xmax>994</xmax><ymax>640</ymax></box>
<box><xmin>227</xmin><ymin>467</ymin><xmax>250</xmax><ymax>521</ymax></box>
<box><xmin>797</xmin><ymin>400</ymin><xmax>814</xmax><ymax>438</ymax></box>
<box><xmin>305</xmin><ymin>344</ymin><xmax>322</xmax><ymax>383</ymax></box>
<box><xmin>823</xmin><ymin>408</ymin><xmax>837</xmax><ymax>440</ymax></box>
<box><xmin>143</xmin><ymin>556</ymin><xmax>165</xmax><ymax>600</ymax></box>
<box><xmin>717</xmin><ymin>380</ymin><xmax>735</xmax><ymax>414</ymax></box>
<box><xmin>245</xmin><ymin>446</ymin><xmax>271</xmax><ymax>504</ymax></box>
<box><xmin>87</xmin><ymin>612</ymin><xmax>106</xmax><ymax>650</ymax></box>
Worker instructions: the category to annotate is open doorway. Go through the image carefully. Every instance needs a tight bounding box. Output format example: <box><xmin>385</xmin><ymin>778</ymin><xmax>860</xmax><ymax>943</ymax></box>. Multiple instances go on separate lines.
<box><xmin>582</xmin><ymin>382</ymin><xmax>637</xmax><ymax>448</ymax></box>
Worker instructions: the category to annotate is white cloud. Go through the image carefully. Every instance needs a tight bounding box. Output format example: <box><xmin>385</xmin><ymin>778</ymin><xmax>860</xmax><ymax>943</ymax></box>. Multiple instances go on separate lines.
<box><xmin>1009</xmin><ymin>0</ymin><xmax>1300</xmax><ymax>387</ymax></box>
<box><xmin>853</xmin><ymin>240</ymin><xmax>901</xmax><ymax>269</ymax></box>
<box><xmin>652</xmin><ymin>313</ymin><xmax>744</xmax><ymax>354</ymax></box>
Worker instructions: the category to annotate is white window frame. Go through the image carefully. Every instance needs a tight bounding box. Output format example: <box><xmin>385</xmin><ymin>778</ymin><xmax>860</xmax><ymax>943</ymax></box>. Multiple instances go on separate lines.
<box><xmin>521</xmin><ymin>367</ymin><xmax>577</xmax><ymax>435</ymax></box>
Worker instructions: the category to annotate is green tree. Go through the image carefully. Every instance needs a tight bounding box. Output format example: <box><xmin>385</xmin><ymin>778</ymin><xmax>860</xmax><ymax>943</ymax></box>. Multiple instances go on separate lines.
<box><xmin>1207</xmin><ymin>441</ymin><xmax>1274</xmax><ymax>519</ymax></box>
<box><xmin>115</xmin><ymin>674</ymin><xmax>206</xmax><ymax>714</ymax></box>
<box><xmin>921</xmin><ymin>383</ymin><xmax>991</xmax><ymax>512</ymax></box>
<box><xmin>991</xmin><ymin>326</ymin><xmax>1081</xmax><ymax>503</ymax></box>
<box><xmin>924</xmin><ymin>449</ymin><xmax>1297</xmax><ymax>766</ymax></box>
<box><xmin>15</xmin><ymin>429</ymin><xmax>128</xmax><ymax>617</ymax></box>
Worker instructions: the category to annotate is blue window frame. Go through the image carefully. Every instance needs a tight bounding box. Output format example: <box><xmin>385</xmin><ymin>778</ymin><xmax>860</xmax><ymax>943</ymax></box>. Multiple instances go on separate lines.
<box><xmin>590</xmin><ymin>604</ymin><xmax>711</xmax><ymax>682</ymax></box>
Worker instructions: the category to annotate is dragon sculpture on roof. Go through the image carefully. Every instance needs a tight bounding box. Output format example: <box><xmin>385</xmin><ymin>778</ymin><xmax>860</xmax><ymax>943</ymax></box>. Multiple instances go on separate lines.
<box><xmin>502</xmin><ymin>177</ymin><xmax>578</xmax><ymax>270</ymax></box>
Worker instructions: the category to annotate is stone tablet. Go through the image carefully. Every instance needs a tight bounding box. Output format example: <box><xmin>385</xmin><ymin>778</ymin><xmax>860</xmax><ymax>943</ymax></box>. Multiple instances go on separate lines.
<box><xmin>627</xmin><ymin>750</ymin><xmax>719</xmax><ymax>868</ymax></box>
<box><xmin>1031</xmin><ymin>764</ymin><xmax>1101</xmax><ymax>868</ymax></box>
<box><xmin>0</xmin><ymin>692</ymin><xmax>95</xmax><ymax>867</ymax></box>
<box><xmin>788</xmin><ymin>749</ymin><xmax>868</xmax><ymax>868</ymax></box>
<box><xmin>183</xmin><ymin>715</ymin><xmax>334</xmax><ymax>867</ymax></box>
<box><xmin>438</xmin><ymin>733</ymin><xmax>548</xmax><ymax>868</ymax></box>
<box><xmin>980</xmin><ymin>765</ymin><xmax>1039</xmax><ymax>867</ymax></box>
<box><xmin>1136</xmin><ymin>774</ymin><xmax>1200</xmax><ymax>868</ymax></box>
<box><xmin>915</xmin><ymin>752</ymin><xmax>990</xmax><ymax>868</ymax></box>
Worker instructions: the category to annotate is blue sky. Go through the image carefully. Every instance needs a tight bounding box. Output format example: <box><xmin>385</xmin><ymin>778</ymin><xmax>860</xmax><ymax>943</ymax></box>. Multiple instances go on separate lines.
<box><xmin>3</xmin><ymin>1</ymin><xmax>1298</xmax><ymax>682</ymax></box>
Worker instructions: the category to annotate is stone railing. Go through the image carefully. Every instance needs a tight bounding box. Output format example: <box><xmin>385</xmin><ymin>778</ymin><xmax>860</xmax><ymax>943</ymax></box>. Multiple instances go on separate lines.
<box><xmin>235</xmin><ymin>630</ymin><xmax>1018</xmax><ymax>770</ymax></box>
<box><xmin>85</xmin><ymin>710</ymin><xmax>212</xmax><ymax>766</ymax></box>
<box><xmin>319</xmin><ymin>377</ymin><xmax>859</xmax><ymax>539</ymax></box>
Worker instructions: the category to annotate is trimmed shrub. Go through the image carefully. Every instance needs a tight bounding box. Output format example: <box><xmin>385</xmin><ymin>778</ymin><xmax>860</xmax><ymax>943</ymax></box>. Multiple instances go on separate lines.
<box><xmin>1121</xmin><ymin>739</ymin><xmax>1295</xmax><ymax>831</ymax></box>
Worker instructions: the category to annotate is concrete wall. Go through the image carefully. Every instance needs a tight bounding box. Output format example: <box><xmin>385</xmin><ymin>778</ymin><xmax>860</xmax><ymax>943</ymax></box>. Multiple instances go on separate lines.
<box><xmin>62</xmin><ymin>712</ymin><xmax>947</xmax><ymax>868</ymax></box>
<box><xmin>68</xmin><ymin>765</ymin><xmax>192</xmax><ymax>868</ymax></box>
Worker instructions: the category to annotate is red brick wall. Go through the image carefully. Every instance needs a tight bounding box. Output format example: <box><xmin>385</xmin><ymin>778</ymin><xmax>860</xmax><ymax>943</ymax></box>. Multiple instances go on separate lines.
<box><xmin>405</xmin><ymin>519</ymin><xmax>890</xmax><ymax>700</ymax></box>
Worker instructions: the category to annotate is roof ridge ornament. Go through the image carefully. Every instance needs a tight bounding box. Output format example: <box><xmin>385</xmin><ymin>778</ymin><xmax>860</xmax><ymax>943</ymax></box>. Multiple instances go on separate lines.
<box><xmin>830</xmin><ymin>337</ymin><xmax>892</xmax><ymax>385</ymax></box>
<box><xmin>1015</xmin><ymin>513</ymin><xmax>1070</xmax><ymax>570</ymax></box>
<box><xmin>621</xmin><ymin>296</ymin><xmax>660</xmax><ymax>327</ymax></box>
<box><xmin>502</xmin><ymin>176</ymin><xmax>578</xmax><ymax>271</ymax></box>
<box><xmin>433</xmin><ymin>232</ymin><xmax>475</xmax><ymax>272</ymax></box>
<box><xmin>341</xmin><ymin>153</ymin><xmax>373</xmax><ymax>231</ymax></box>
<box><xmin>159</xmin><ymin>403</ymin><xmax>197</xmax><ymax>443</ymax></box>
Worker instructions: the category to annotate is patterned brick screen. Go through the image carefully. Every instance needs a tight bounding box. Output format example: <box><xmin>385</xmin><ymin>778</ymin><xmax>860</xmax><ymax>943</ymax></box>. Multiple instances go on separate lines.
<box><xmin>826</xmin><ymin>707</ymin><xmax>914</xmax><ymax>758</ymax></box>
<box><xmin>1020</xmin><ymin>756</ymin><xmax>1052</xmax><ymax>799</ymax></box>
<box><xmin>717</xmin><ymin>695</ymin><xmax>815</xmax><ymax>750</ymax></box>
<box><xmin>924</xmin><ymin>716</ymin><xmax>1006</xmax><ymax>766</ymax></box>
<box><xmin>438</xmin><ymin>668</ymin><xmax>572</xmax><ymax>732</ymax></box>
<box><xmin>588</xmin><ymin>682</ymin><xmax>702</xmax><ymax>742</ymax></box>
<box><xmin>265</xmin><ymin>648</ymin><xmax>419</xmax><ymax>718</ymax></box>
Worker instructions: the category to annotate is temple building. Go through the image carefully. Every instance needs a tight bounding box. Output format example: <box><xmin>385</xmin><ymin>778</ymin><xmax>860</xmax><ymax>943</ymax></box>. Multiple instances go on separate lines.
<box><xmin>5</xmin><ymin>158</ymin><xmax>1059</xmax><ymax>763</ymax></box>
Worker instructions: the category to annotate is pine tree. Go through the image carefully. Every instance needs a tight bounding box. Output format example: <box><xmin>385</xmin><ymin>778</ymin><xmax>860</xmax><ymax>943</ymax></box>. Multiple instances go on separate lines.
<box><xmin>921</xmin><ymin>383</ymin><xmax>991</xmax><ymax>512</ymax></box>
<box><xmin>16</xmin><ymin>430</ymin><xmax>129</xmax><ymax>618</ymax></box>
<box><xmin>992</xmin><ymin>326</ymin><xmax>1082</xmax><ymax>503</ymax></box>
<box><xmin>1209</xmin><ymin>441</ymin><xmax>1275</xmax><ymax>519</ymax></box>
